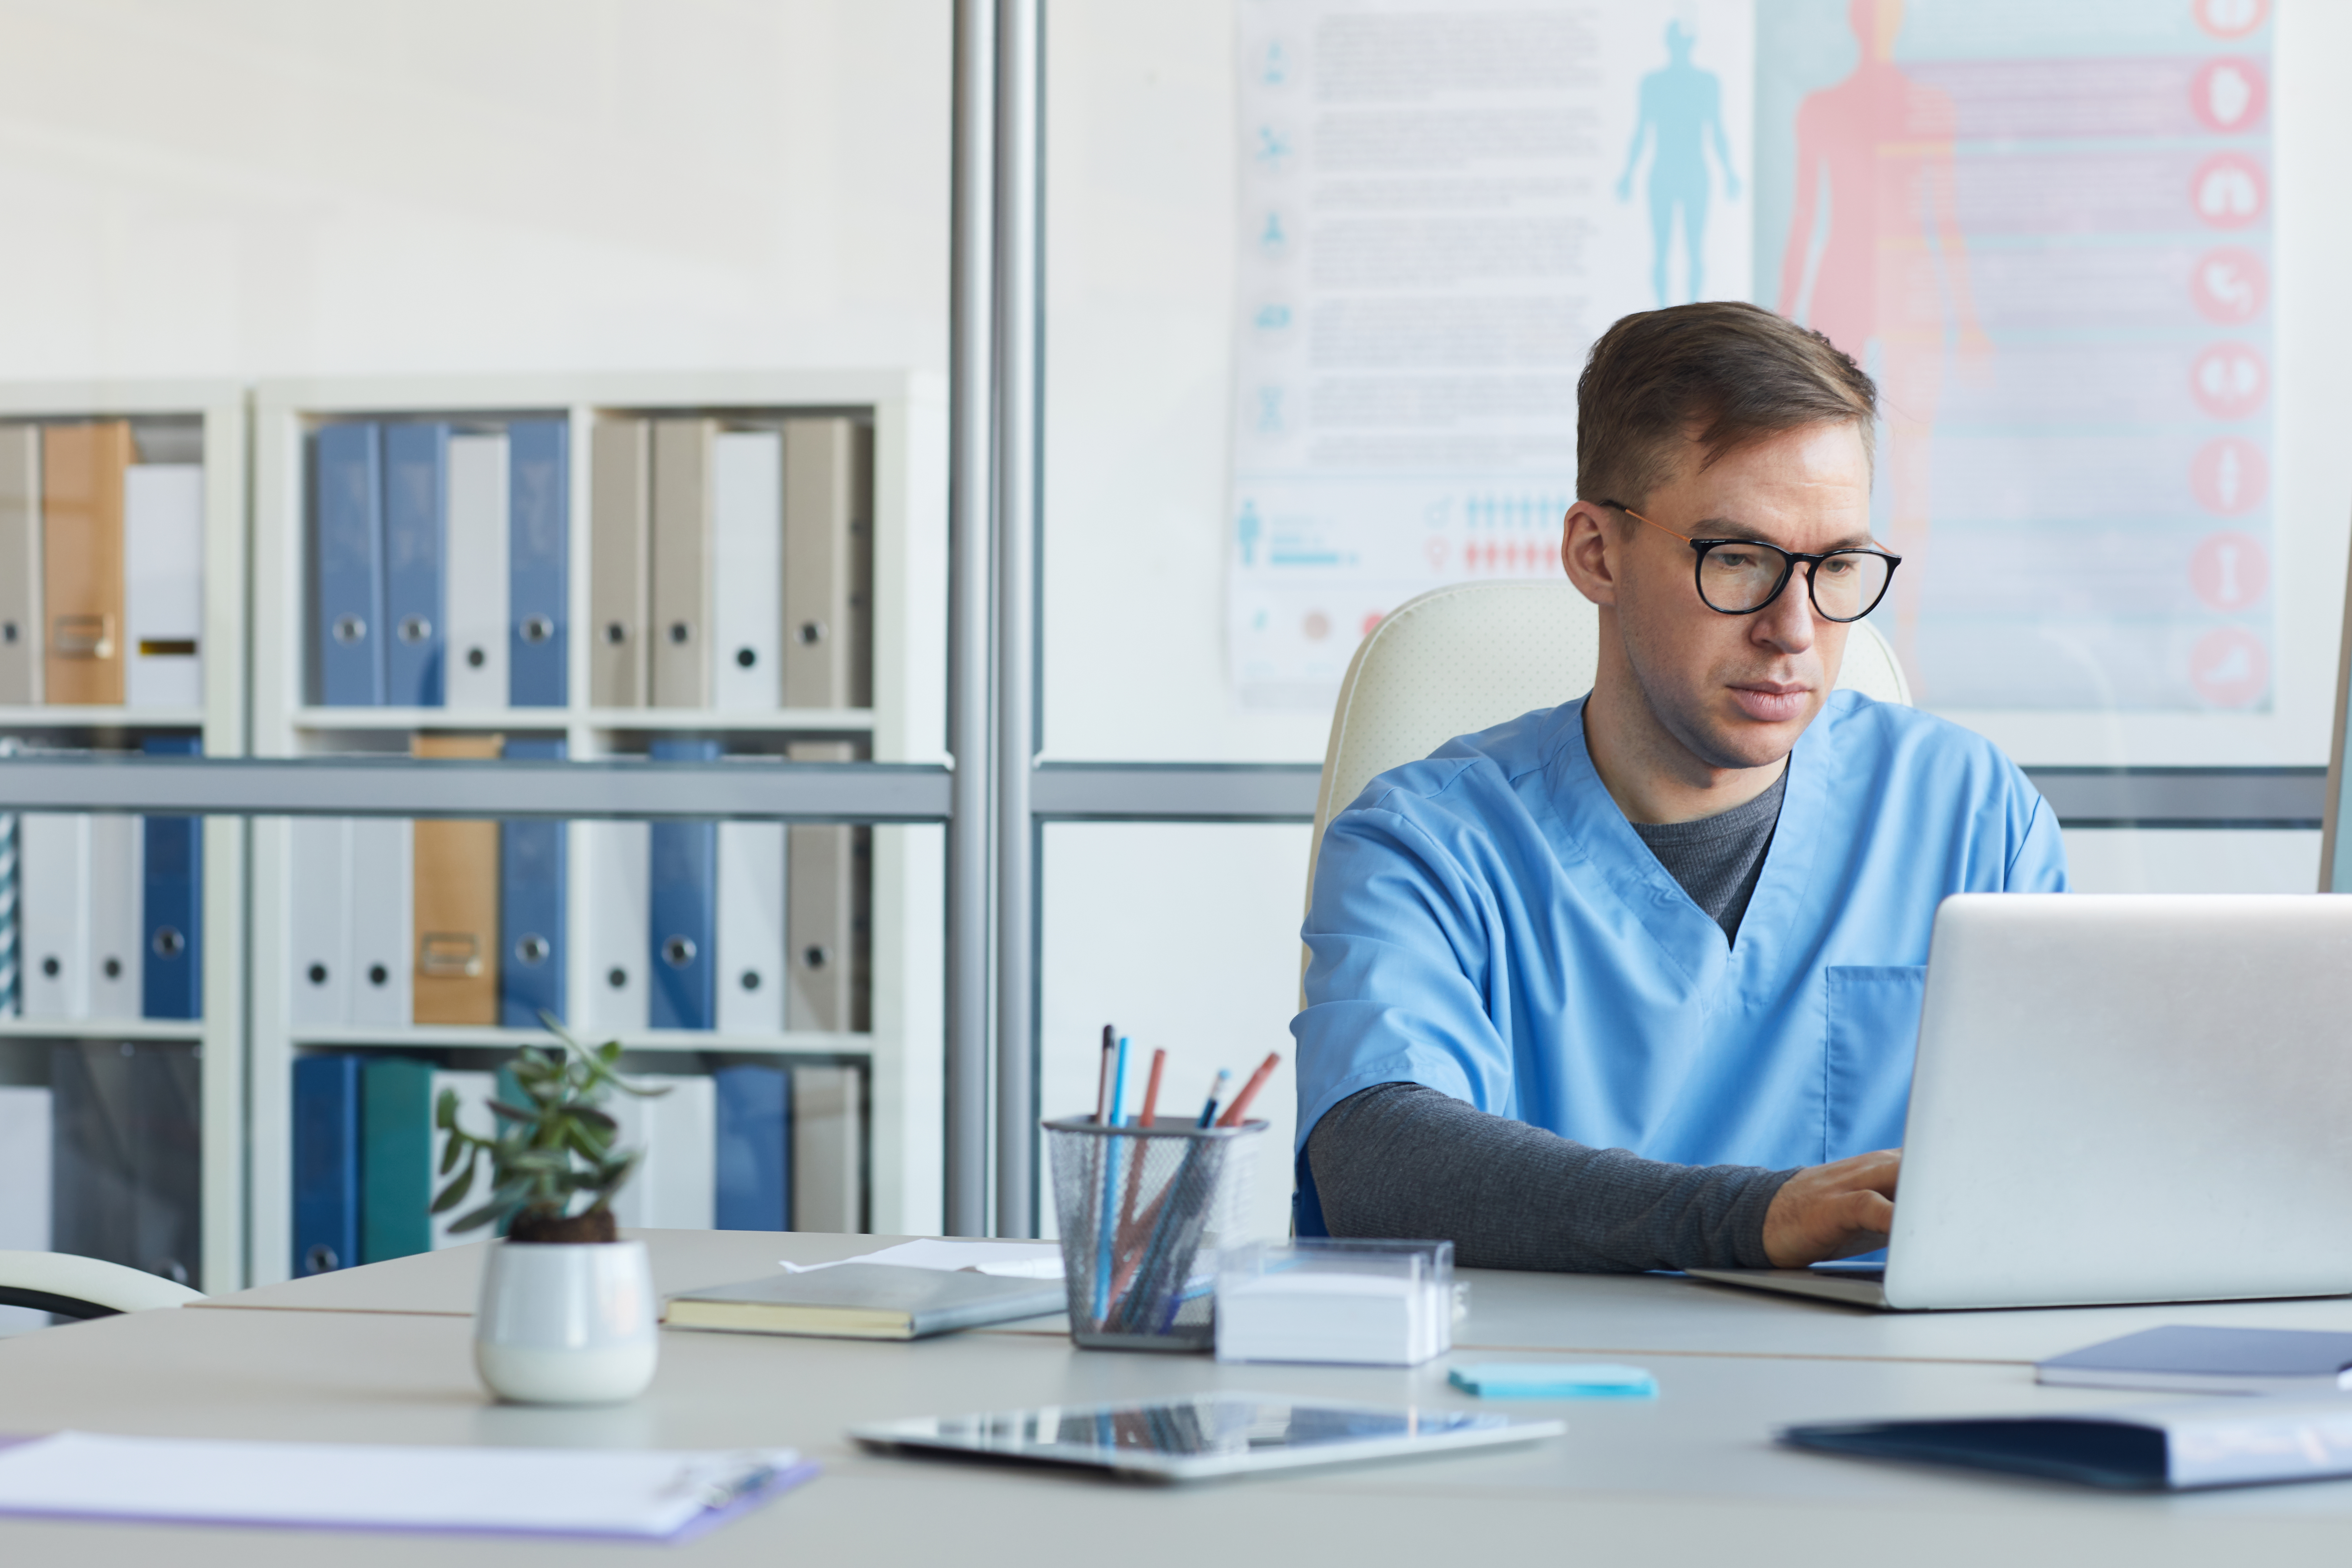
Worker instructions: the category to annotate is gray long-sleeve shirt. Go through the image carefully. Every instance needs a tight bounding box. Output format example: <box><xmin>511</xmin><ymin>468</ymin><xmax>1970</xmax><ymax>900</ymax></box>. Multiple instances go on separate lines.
<box><xmin>1306</xmin><ymin>769</ymin><xmax>1800</xmax><ymax>1272</ymax></box>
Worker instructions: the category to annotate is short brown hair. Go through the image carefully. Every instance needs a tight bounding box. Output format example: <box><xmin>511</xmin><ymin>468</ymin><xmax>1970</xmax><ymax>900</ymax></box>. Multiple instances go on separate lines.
<box><xmin>1576</xmin><ymin>302</ymin><xmax>1876</xmax><ymax>509</ymax></box>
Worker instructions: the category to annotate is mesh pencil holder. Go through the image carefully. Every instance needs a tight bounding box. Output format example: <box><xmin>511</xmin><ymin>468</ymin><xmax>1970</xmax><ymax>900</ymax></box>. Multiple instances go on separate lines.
<box><xmin>1043</xmin><ymin>1115</ymin><xmax>1268</xmax><ymax>1353</ymax></box>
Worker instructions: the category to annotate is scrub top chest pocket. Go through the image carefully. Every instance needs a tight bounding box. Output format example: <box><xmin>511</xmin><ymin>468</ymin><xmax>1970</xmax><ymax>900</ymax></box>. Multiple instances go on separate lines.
<box><xmin>1823</xmin><ymin>966</ymin><xmax>1928</xmax><ymax>1163</ymax></box>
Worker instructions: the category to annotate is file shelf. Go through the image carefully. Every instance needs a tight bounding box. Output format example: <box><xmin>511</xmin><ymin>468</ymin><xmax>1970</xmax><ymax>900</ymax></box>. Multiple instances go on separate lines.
<box><xmin>0</xmin><ymin>379</ymin><xmax>250</xmax><ymax>1297</ymax></box>
<box><xmin>244</xmin><ymin>371</ymin><xmax>947</xmax><ymax>1285</ymax></box>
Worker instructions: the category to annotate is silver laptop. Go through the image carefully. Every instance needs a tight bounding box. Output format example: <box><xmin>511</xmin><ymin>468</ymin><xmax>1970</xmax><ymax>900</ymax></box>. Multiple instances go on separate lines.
<box><xmin>1687</xmin><ymin>894</ymin><xmax>2352</xmax><ymax>1311</ymax></box>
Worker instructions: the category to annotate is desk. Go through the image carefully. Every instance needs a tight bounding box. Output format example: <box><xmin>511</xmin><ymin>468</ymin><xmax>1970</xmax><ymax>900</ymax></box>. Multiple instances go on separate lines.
<box><xmin>6</xmin><ymin>1233</ymin><xmax>2350</xmax><ymax>1565</ymax></box>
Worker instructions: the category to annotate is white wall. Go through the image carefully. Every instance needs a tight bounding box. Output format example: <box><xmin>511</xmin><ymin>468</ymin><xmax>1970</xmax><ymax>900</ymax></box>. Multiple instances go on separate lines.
<box><xmin>0</xmin><ymin>0</ymin><xmax>947</xmax><ymax>379</ymax></box>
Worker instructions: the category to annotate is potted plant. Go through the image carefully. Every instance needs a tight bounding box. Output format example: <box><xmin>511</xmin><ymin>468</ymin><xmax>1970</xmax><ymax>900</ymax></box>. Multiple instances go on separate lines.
<box><xmin>435</xmin><ymin>1021</ymin><xmax>666</xmax><ymax>1405</ymax></box>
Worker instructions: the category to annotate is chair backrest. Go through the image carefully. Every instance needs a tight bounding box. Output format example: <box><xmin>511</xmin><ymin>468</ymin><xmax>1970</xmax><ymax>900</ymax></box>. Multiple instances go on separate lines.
<box><xmin>0</xmin><ymin>1249</ymin><xmax>205</xmax><ymax>1321</ymax></box>
<box><xmin>1305</xmin><ymin>580</ymin><xmax>1912</xmax><ymax>913</ymax></box>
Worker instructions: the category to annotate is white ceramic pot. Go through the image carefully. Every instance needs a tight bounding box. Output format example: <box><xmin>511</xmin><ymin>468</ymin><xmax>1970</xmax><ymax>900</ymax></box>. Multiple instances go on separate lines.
<box><xmin>474</xmin><ymin>1239</ymin><xmax>658</xmax><ymax>1406</ymax></box>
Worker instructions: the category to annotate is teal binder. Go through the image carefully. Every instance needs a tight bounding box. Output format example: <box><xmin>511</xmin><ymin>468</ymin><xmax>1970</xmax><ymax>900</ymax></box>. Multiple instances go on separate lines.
<box><xmin>360</xmin><ymin>1056</ymin><xmax>434</xmax><ymax>1263</ymax></box>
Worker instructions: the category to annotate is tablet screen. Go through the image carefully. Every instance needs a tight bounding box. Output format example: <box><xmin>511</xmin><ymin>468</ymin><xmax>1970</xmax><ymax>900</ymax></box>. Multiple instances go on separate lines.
<box><xmin>851</xmin><ymin>1393</ymin><xmax>1561</xmax><ymax>1482</ymax></box>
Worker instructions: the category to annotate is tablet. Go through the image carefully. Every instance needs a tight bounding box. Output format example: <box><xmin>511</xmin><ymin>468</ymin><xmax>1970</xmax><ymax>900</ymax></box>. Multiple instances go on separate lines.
<box><xmin>849</xmin><ymin>1392</ymin><xmax>1565</xmax><ymax>1482</ymax></box>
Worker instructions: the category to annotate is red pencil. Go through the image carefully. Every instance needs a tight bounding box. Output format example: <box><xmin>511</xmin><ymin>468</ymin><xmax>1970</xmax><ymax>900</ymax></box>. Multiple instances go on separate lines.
<box><xmin>1216</xmin><ymin>1051</ymin><xmax>1282</xmax><ymax>1127</ymax></box>
<box><xmin>1135</xmin><ymin>1048</ymin><xmax>1167</xmax><ymax>1128</ymax></box>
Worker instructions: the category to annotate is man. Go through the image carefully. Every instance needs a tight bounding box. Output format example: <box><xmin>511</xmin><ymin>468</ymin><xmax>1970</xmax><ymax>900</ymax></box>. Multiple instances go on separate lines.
<box><xmin>1292</xmin><ymin>302</ymin><xmax>2065</xmax><ymax>1271</ymax></box>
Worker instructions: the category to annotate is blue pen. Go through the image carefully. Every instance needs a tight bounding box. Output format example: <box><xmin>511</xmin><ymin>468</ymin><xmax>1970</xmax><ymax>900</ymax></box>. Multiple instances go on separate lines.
<box><xmin>1195</xmin><ymin>1069</ymin><xmax>1231</xmax><ymax>1129</ymax></box>
<box><xmin>1092</xmin><ymin>1036</ymin><xmax>1133</xmax><ymax>1325</ymax></box>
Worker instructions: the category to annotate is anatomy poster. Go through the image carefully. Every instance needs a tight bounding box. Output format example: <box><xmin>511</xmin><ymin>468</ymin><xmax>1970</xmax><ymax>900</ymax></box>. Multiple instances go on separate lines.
<box><xmin>1228</xmin><ymin>0</ymin><xmax>1754</xmax><ymax>710</ymax></box>
<box><xmin>1756</xmin><ymin>0</ymin><xmax>2274</xmax><ymax>713</ymax></box>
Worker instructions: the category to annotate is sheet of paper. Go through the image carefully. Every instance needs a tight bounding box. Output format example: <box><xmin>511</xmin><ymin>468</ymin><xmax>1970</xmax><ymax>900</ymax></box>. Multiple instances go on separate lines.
<box><xmin>0</xmin><ymin>1432</ymin><xmax>808</xmax><ymax>1540</ymax></box>
<box><xmin>1228</xmin><ymin>0</ymin><xmax>1753</xmax><ymax>709</ymax></box>
<box><xmin>780</xmin><ymin>1239</ymin><xmax>1067</xmax><ymax>1279</ymax></box>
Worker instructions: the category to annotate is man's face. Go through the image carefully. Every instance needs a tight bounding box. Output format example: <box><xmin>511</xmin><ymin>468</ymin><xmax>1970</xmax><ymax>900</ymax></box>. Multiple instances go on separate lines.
<box><xmin>1594</xmin><ymin>421</ymin><xmax>1876</xmax><ymax>772</ymax></box>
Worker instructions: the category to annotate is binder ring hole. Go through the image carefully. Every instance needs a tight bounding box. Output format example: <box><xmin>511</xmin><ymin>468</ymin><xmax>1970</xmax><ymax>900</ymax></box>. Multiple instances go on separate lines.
<box><xmin>1</xmin><ymin>621</ymin><xmax>15</xmax><ymax>644</ymax></box>
<box><xmin>800</xmin><ymin>944</ymin><xmax>831</xmax><ymax>971</ymax></box>
<box><xmin>735</xmin><ymin>647</ymin><xmax>757</xmax><ymax>668</ymax></box>
<box><xmin>522</xmin><ymin>615</ymin><xmax>555</xmax><ymax>643</ymax></box>
<box><xmin>667</xmin><ymin>622</ymin><xmax>690</xmax><ymax>645</ymax></box>
<box><xmin>797</xmin><ymin>621</ymin><xmax>827</xmax><ymax>645</ymax></box>
<box><xmin>306</xmin><ymin>963</ymin><xmax>328</xmax><ymax>986</ymax></box>
<box><xmin>516</xmin><ymin>935</ymin><xmax>550</xmax><ymax>965</ymax></box>
<box><xmin>151</xmin><ymin>927</ymin><xmax>185</xmax><ymax>958</ymax></box>
<box><xmin>662</xmin><ymin>936</ymin><xmax>697</xmax><ymax>968</ymax></box>
<box><xmin>398</xmin><ymin>614</ymin><xmax>433</xmax><ymax>644</ymax></box>
<box><xmin>368</xmin><ymin>964</ymin><xmax>388</xmax><ymax>986</ymax></box>
<box><xmin>303</xmin><ymin>1244</ymin><xmax>340</xmax><ymax>1275</ymax></box>
<box><xmin>603</xmin><ymin>621</ymin><xmax>627</xmax><ymax>645</ymax></box>
<box><xmin>739</xmin><ymin>969</ymin><xmax>761</xmax><ymax>991</ymax></box>
<box><xmin>607</xmin><ymin>966</ymin><xmax>629</xmax><ymax>989</ymax></box>
<box><xmin>102</xmin><ymin>958</ymin><xmax>121</xmax><ymax>980</ymax></box>
<box><xmin>40</xmin><ymin>956</ymin><xmax>58</xmax><ymax>978</ymax></box>
<box><xmin>332</xmin><ymin>614</ymin><xmax>366</xmax><ymax>645</ymax></box>
<box><xmin>465</xmin><ymin>646</ymin><xmax>485</xmax><ymax>668</ymax></box>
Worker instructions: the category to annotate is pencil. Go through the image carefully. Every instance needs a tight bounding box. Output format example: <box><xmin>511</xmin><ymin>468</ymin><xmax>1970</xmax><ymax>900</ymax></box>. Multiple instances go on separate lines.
<box><xmin>1195</xmin><ymin>1069</ymin><xmax>1231</xmax><ymax>1129</ymax></box>
<box><xmin>1216</xmin><ymin>1051</ymin><xmax>1282</xmax><ymax>1127</ymax></box>
<box><xmin>1108</xmin><ymin>1048</ymin><xmax>1168</xmax><ymax>1309</ymax></box>
<box><xmin>1135</xmin><ymin>1048</ymin><xmax>1167</xmax><ymax>1128</ymax></box>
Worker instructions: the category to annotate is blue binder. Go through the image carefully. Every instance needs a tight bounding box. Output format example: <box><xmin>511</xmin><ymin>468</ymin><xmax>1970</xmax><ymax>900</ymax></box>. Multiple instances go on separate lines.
<box><xmin>648</xmin><ymin>739</ymin><xmax>720</xmax><ymax>1031</ymax></box>
<box><xmin>312</xmin><ymin>423</ymin><xmax>385</xmax><ymax>707</ymax></box>
<box><xmin>508</xmin><ymin>419</ymin><xmax>569</xmax><ymax>707</ymax></box>
<box><xmin>140</xmin><ymin>735</ymin><xmax>202</xmax><ymax>1020</ymax></box>
<box><xmin>292</xmin><ymin>1053</ymin><xmax>363</xmax><ymax>1275</ymax></box>
<box><xmin>500</xmin><ymin>737</ymin><xmax>568</xmax><ymax>1028</ymax></box>
<box><xmin>714</xmin><ymin>1064</ymin><xmax>790</xmax><ymax>1230</ymax></box>
<box><xmin>382</xmin><ymin>422</ymin><xmax>450</xmax><ymax>707</ymax></box>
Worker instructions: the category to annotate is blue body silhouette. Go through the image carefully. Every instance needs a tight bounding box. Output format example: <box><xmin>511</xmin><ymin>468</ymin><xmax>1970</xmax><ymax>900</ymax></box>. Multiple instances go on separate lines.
<box><xmin>1617</xmin><ymin>22</ymin><xmax>1741</xmax><ymax>306</ymax></box>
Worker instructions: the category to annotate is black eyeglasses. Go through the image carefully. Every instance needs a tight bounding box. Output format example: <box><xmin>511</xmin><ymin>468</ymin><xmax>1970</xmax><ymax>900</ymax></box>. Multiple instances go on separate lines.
<box><xmin>1600</xmin><ymin>501</ymin><xmax>1902</xmax><ymax>624</ymax></box>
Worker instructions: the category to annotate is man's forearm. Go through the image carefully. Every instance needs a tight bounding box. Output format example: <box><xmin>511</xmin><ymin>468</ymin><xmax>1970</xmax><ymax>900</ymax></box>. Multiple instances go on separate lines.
<box><xmin>1307</xmin><ymin>1082</ymin><xmax>1797</xmax><ymax>1273</ymax></box>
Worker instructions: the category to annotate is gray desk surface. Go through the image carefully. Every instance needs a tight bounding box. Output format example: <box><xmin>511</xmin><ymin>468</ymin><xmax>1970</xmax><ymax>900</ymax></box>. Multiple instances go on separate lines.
<box><xmin>206</xmin><ymin>1230</ymin><xmax>2352</xmax><ymax>1367</ymax></box>
<box><xmin>16</xmin><ymin>1272</ymin><xmax>2352</xmax><ymax>1565</ymax></box>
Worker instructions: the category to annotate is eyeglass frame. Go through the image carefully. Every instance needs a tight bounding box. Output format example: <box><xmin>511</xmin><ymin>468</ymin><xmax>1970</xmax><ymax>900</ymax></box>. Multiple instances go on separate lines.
<box><xmin>1594</xmin><ymin>500</ymin><xmax>1903</xmax><ymax>624</ymax></box>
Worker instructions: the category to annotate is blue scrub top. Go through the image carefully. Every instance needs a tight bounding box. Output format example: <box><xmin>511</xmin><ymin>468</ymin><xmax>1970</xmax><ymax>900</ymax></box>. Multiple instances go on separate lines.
<box><xmin>1291</xmin><ymin>691</ymin><xmax>2066</xmax><ymax>1234</ymax></box>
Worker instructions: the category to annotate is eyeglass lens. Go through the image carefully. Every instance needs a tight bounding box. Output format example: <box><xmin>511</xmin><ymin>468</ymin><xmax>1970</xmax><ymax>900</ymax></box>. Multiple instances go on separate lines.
<box><xmin>1699</xmin><ymin>543</ymin><xmax>1891</xmax><ymax>621</ymax></box>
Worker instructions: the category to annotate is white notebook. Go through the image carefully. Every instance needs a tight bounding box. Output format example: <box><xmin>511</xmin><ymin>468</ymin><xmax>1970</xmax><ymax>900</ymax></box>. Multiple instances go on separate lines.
<box><xmin>0</xmin><ymin>1432</ymin><xmax>813</xmax><ymax>1540</ymax></box>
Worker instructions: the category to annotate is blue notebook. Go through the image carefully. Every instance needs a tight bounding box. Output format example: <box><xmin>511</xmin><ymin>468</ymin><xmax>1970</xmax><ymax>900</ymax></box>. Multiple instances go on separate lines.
<box><xmin>292</xmin><ymin>1054</ymin><xmax>363</xmax><ymax>1275</ymax></box>
<box><xmin>499</xmin><ymin>737</ymin><xmax>568</xmax><ymax>1028</ymax></box>
<box><xmin>507</xmin><ymin>419</ymin><xmax>569</xmax><ymax>707</ymax></box>
<box><xmin>714</xmin><ymin>1064</ymin><xmax>790</xmax><ymax>1231</ymax></box>
<box><xmin>382</xmin><ymin>423</ymin><xmax>449</xmax><ymax>708</ymax></box>
<box><xmin>648</xmin><ymin>739</ymin><xmax>720</xmax><ymax>1031</ymax></box>
<box><xmin>2036</xmin><ymin>1326</ymin><xmax>2352</xmax><ymax>1394</ymax></box>
<box><xmin>139</xmin><ymin>735</ymin><xmax>202</xmax><ymax>1020</ymax></box>
<box><xmin>312</xmin><ymin>423</ymin><xmax>385</xmax><ymax>707</ymax></box>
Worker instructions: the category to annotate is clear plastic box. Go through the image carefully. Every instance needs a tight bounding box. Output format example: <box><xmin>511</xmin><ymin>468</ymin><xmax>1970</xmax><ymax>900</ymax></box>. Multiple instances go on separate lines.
<box><xmin>1215</xmin><ymin>1238</ymin><xmax>1455</xmax><ymax>1366</ymax></box>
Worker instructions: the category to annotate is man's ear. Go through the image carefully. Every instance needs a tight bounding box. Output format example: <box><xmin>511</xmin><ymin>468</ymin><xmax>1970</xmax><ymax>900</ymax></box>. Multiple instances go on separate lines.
<box><xmin>1561</xmin><ymin>500</ymin><xmax>1623</xmax><ymax>608</ymax></box>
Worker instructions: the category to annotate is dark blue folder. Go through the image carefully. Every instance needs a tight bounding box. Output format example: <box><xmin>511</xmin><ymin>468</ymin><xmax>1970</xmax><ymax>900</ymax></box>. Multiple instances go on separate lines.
<box><xmin>291</xmin><ymin>1053</ymin><xmax>363</xmax><ymax>1275</ymax></box>
<box><xmin>508</xmin><ymin>419</ymin><xmax>569</xmax><ymax>708</ymax></box>
<box><xmin>140</xmin><ymin>735</ymin><xmax>202</xmax><ymax>1020</ymax></box>
<box><xmin>382</xmin><ymin>422</ymin><xmax>449</xmax><ymax>707</ymax></box>
<box><xmin>312</xmin><ymin>423</ymin><xmax>385</xmax><ymax>707</ymax></box>
<box><xmin>715</xmin><ymin>1064</ymin><xmax>790</xmax><ymax>1230</ymax></box>
<box><xmin>500</xmin><ymin>737</ymin><xmax>568</xmax><ymax>1028</ymax></box>
<box><xmin>648</xmin><ymin>739</ymin><xmax>720</xmax><ymax>1030</ymax></box>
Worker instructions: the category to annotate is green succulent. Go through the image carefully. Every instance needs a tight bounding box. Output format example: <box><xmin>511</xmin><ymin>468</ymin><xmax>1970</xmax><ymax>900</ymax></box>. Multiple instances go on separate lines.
<box><xmin>431</xmin><ymin>1016</ymin><xmax>668</xmax><ymax>1236</ymax></box>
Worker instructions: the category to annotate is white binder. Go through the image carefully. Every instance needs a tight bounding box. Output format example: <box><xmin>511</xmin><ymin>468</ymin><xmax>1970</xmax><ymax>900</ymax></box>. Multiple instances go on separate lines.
<box><xmin>583</xmin><ymin>820</ymin><xmax>650</xmax><ymax>1034</ymax></box>
<box><xmin>0</xmin><ymin>1085</ymin><xmax>52</xmax><ymax>1251</ymax></box>
<box><xmin>713</xmin><ymin>820</ymin><xmax>785</xmax><ymax>1034</ymax></box>
<box><xmin>710</xmin><ymin>430</ymin><xmax>782</xmax><ymax>711</ymax></box>
<box><xmin>428</xmin><ymin>1069</ymin><xmax>500</xmax><ymax>1249</ymax></box>
<box><xmin>122</xmin><ymin>464</ymin><xmax>203</xmax><ymax>710</ymax></box>
<box><xmin>791</xmin><ymin>1063</ymin><xmax>863</xmax><ymax>1233</ymax></box>
<box><xmin>19</xmin><ymin>814</ymin><xmax>89</xmax><ymax>1020</ymax></box>
<box><xmin>608</xmin><ymin>1072</ymin><xmax>717</xmax><ymax>1231</ymax></box>
<box><xmin>288</xmin><ymin>817</ymin><xmax>354</xmax><ymax>1029</ymax></box>
<box><xmin>85</xmin><ymin>812</ymin><xmax>143</xmax><ymax>1021</ymax></box>
<box><xmin>443</xmin><ymin>433</ymin><xmax>510</xmax><ymax>712</ymax></box>
<box><xmin>348</xmin><ymin>818</ymin><xmax>414</xmax><ymax>1027</ymax></box>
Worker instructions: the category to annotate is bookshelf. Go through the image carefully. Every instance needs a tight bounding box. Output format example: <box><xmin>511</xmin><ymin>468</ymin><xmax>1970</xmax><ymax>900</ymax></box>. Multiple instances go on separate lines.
<box><xmin>244</xmin><ymin>371</ymin><xmax>947</xmax><ymax>1285</ymax></box>
<box><xmin>0</xmin><ymin>379</ymin><xmax>248</xmax><ymax>1296</ymax></box>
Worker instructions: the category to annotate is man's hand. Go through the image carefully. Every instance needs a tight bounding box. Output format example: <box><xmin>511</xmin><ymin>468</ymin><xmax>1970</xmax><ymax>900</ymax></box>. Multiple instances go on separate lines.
<box><xmin>1761</xmin><ymin>1148</ymin><xmax>1900</xmax><ymax>1268</ymax></box>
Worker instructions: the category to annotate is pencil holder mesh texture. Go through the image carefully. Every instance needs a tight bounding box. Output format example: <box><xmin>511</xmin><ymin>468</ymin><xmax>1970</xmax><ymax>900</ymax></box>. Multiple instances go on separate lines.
<box><xmin>1043</xmin><ymin>1116</ymin><xmax>1267</xmax><ymax>1352</ymax></box>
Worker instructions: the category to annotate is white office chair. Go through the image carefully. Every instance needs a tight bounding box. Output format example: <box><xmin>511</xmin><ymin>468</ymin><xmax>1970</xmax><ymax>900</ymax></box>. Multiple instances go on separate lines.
<box><xmin>0</xmin><ymin>1250</ymin><xmax>206</xmax><ymax>1321</ymax></box>
<box><xmin>1305</xmin><ymin>579</ymin><xmax>1912</xmax><ymax>929</ymax></box>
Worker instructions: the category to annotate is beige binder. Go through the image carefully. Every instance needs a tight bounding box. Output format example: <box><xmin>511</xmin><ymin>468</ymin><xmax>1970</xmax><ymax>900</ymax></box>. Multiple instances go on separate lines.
<box><xmin>42</xmin><ymin>422</ymin><xmax>131</xmax><ymax>705</ymax></box>
<box><xmin>411</xmin><ymin>734</ymin><xmax>503</xmax><ymax>1025</ymax></box>
<box><xmin>789</xmin><ymin>1062</ymin><xmax>864</xmax><ymax>1233</ymax></box>
<box><xmin>649</xmin><ymin>418</ymin><xmax>716</xmax><ymax>708</ymax></box>
<box><xmin>781</xmin><ymin>418</ymin><xmax>874</xmax><ymax>709</ymax></box>
<box><xmin>784</xmin><ymin>740</ymin><xmax>868</xmax><ymax>1033</ymax></box>
<box><xmin>0</xmin><ymin>426</ymin><xmax>40</xmax><ymax>704</ymax></box>
<box><xmin>589</xmin><ymin>418</ymin><xmax>651</xmax><ymax>708</ymax></box>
